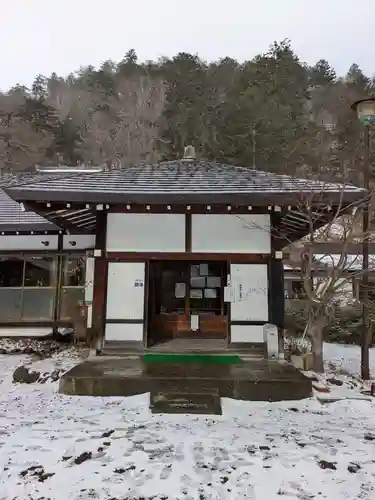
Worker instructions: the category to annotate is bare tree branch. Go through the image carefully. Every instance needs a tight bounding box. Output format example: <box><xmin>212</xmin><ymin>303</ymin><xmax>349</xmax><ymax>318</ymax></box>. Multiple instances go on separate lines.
<box><xmin>76</xmin><ymin>75</ymin><xmax>166</xmax><ymax>166</ymax></box>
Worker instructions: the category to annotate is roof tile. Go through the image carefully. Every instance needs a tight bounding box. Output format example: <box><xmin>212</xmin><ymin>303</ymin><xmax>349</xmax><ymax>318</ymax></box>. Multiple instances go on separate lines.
<box><xmin>0</xmin><ymin>189</ymin><xmax>57</xmax><ymax>230</ymax></box>
<box><xmin>0</xmin><ymin>173</ymin><xmax>72</xmax><ymax>231</ymax></box>
<box><xmin>4</xmin><ymin>161</ymin><xmax>364</xmax><ymax>199</ymax></box>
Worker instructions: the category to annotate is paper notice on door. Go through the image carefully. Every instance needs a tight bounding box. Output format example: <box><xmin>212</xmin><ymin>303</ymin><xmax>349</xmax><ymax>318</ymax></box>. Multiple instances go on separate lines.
<box><xmin>206</xmin><ymin>276</ymin><xmax>221</xmax><ymax>288</ymax></box>
<box><xmin>190</xmin><ymin>314</ymin><xmax>199</xmax><ymax>331</ymax></box>
<box><xmin>199</xmin><ymin>263</ymin><xmax>209</xmax><ymax>276</ymax></box>
<box><xmin>175</xmin><ymin>282</ymin><xmax>186</xmax><ymax>298</ymax></box>
<box><xmin>190</xmin><ymin>288</ymin><xmax>203</xmax><ymax>299</ymax></box>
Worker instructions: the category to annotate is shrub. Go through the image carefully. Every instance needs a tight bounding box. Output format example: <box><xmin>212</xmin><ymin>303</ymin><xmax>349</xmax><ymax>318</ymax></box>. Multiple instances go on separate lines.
<box><xmin>285</xmin><ymin>303</ymin><xmax>375</xmax><ymax>346</ymax></box>
<box><xmin>325</xmin><ymin>304</ymin><xmax>374</xmax><ymax>345</ymax></box>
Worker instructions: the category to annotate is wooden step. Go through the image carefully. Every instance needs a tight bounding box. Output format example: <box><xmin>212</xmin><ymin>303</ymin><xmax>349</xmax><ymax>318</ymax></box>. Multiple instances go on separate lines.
<box><xmin>102</xmin><ymin>340</ymin><xmax>265</xmax><ymax>357</ymax></box>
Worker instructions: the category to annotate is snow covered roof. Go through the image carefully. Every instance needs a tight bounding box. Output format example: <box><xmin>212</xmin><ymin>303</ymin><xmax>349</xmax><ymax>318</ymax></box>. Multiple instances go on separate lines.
<box><xmin>314</xmin><ymin>253</ymin><xmax>375</xmax><ymax>271</ymax></box>
<box><xmin>285</xmin><ymin>253</ymin><xmax>375</xmax><ymax>272</ymax></box>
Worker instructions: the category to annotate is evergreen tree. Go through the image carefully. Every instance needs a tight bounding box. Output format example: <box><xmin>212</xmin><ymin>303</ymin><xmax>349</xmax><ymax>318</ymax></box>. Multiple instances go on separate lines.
<box><xmin>158</xmin><ymin>52</ymin><xmax>210</xmax><ymax>159</ymax></box>
<box><xmin>0</xmin><ymin>41</ymin><xmax>372</xmax><ymax>179</ymax></box>
<box><xmin>309</xmin><ymin>59</ymin><xmax>337</xmax><ymax>87</ymax></box>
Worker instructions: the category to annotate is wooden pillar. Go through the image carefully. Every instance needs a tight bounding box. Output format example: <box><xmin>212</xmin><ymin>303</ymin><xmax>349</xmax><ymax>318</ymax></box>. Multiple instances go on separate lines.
<box><xmin>91</xmin><ymin>210</ymin><xmax>108</xmax><ymax>351</ymax></box>
<box><xmin>270</xmin><ymin>212</ymin><xmax>285</xmax><ymax>357</ymax></box>
<box><xmin>269</xmin><ymin>258</ymin><xmax>285</xmax><ymax>329</ymax></box>
<box><xmin>52</xmin><ymin>232</ymin><xmax>64</xmax><ymax>337</ymax></box>
<box><xmin>185</xmin><ymin>213</ymin><xmax>192</xmax><ymax>252</ymax></box>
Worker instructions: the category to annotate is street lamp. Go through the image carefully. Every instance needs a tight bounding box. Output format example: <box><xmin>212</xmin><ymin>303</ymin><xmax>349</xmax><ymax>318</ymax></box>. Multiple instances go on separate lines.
<box><xmin>351</xmin><ymin>98</ymin><xmax>375</xmax><ymax>125</ymax></box>
<box><xmin>351</xmin><ymin>97</ymin><xmax>375</xmax><ymax>380</ymax></box>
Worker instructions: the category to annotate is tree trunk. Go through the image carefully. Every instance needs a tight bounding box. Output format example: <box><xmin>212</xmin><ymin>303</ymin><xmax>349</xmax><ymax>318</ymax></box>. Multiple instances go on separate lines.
<box><xmin>308</xmin><ymin>320</ymin><xmax>325</xmax><ymax>373</ymax></box>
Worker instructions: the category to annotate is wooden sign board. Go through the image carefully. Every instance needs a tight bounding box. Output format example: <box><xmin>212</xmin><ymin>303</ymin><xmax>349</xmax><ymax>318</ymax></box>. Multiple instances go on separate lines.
<box><xmin>150</xmin><ymin>391</ymin><xmax>222</xmax><ymax>415</ymax></box>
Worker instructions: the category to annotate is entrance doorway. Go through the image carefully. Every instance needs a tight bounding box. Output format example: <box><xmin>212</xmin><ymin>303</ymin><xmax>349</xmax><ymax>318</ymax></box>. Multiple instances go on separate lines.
<box><xmin>147</xmin><ymin>261</ymin><xmax>228</xmax><ymax>346</ymax></box>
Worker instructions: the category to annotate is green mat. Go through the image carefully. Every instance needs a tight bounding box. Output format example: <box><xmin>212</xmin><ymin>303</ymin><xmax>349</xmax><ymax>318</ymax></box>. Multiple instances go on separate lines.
<box><xmin>143</xmin><ymin>353</ymin><xmax>242</xmax><ymax>365</ymax></box>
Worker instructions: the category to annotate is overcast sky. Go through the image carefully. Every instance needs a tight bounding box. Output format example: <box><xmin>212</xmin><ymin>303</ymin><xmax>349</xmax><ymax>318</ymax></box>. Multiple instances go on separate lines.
<box><xmin>0</xmin><ymin>0</ymin><xmax>373</xmax><ymax>91</ymax></box>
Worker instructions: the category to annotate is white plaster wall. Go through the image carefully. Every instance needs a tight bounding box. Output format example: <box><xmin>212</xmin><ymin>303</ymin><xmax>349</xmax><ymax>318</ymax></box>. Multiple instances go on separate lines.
<box><xmin>106</xmin><ymin>262</ymin><xmax>145</xmax><ymax>320</ymax></box>
<box><xmin>63</xmin><ymin>234</ymin><xmax>95</xmax><ymax>250</ymax></box>
<box><xmin>231</xmin><ymin>325</ymin><xmax>264</xmax><ymax>343</ymax></box>
<box><xmin>105</xmin><ymin>323</ymin><xmax>143</xmax><ymax>341</ymax></box>
<box><xmin>191</xmin><ymin>214</ymin><xmax>271</xmax><ymax>253</ymax></box>
<box><xmin>106</xmin><ymin>213</ymin><xmax>185</xmax><ymax>252</ymax></box>
<box><xmin>0</xmin><ymin>235</ymin><xmax>58</xmax><ymax>251</ymax></box>
<box><xmin>230</xmin><ymin>264</ymin><xmax>269</xmax><ymax>322</ymax></box>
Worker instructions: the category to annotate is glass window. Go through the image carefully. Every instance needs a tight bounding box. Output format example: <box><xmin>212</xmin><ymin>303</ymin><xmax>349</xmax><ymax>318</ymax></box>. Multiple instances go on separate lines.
<box><xmin>291</xmin><ymin>281</ymin><xmax>305</xmax><ymax>299</ymax></box>
<box><xmin>60</xmin><ymin>288</ymin><xmax>85</xmax><ymax>319</ymax></box>
<box><xmin>24</xmin><ymin>257</ymin><xmax>55</xmax><ymax>287</ymax></box>
<box><xmin>21</xmin><ymin>289</ymin><xmax>55</xmax><ymax>320</ymax></box>
<box><xmin>0</xmin><ymin>256</ymin><xmax>58</xmax><ymax>323</ymax></box>
<box><xmin>0</xmin><ymin>289</ymin><xmax>22</xmax><ymax>321</ymax></box>
<box><xmin>63</xmin><ymin>258</ymin><xmax>85</xmax><ymax>286</ymax></box>
<box><xmin>0</xmin><ymin>257</ymin><xmax>87</xmax><ymax>322</ymax></box>
<box><xmin>60</xmin><ymin>257</ymin><xmax>86</xmax><ymax>321</ymax></box>
<box><xmin>0</xmin><ymin>258</ymin><xmax>24</xmax><ymax>287</ymax></box>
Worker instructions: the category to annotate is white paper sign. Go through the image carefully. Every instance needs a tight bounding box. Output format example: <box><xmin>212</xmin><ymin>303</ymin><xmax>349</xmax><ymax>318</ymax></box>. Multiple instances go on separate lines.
<box><xmin>199</xmin><ymin>263</ymin><xmax>209</xmax><ymax>276</ymax></box>
<box><xmin>175</xmin><ymin>282</ymin><xmax>186</xmax><ymax>298</ymax></box>
<box><xmin>224</xmin><ymin>286</ymin><xmax>234</xmax><ymax>303</ymax></box>
<box><xmin>229</xmin><ymin>264</ymin><xmax>268</xmax><ymax>322</ymax></box>
<box><xmin>190</xmin><ymin>315</ymin><xmax>199</xmax><ymax>331</ymax></box>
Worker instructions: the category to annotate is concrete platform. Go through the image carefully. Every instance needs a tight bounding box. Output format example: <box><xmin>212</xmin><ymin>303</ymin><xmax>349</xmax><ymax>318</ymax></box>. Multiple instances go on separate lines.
<box><xmin>59</xmin><ymin>356</ymin><xmax>312</xmax><ymax>402</ymax></box>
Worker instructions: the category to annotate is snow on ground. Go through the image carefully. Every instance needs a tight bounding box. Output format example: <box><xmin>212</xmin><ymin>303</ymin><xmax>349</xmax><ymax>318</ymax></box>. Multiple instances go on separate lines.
<box><xmin>303</xmin><ymin>343</ymin><xmax>375</xmax><ymax>401</ymax></box>
<box><xmin>0</xmin><ymin>346</ymin><xmax>374</xmax><ymax>499</ymax></box>
<box><xmin>324</xmin><ymin>342</ymin><xmax>375</xmax><ymax>377</ymax></box>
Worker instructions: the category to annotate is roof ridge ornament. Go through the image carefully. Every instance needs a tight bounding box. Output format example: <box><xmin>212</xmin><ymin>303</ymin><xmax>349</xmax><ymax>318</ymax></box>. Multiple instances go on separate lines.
<box><xmin>182</xmin><ymin>145</ymin><xmax>196</xmax><ymax>162</ymax></box>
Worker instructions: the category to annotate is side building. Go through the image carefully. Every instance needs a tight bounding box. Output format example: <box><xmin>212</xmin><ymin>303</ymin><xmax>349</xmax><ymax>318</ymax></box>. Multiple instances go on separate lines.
<box><xmin>0</xmin><ymin>172</ymin><xmax>95</xmax><ymax>337</ymax></box>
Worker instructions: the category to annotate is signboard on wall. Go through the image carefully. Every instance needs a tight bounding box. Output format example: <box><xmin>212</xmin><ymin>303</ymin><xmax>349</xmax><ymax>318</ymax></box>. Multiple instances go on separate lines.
<box><xmin>106</xmin><ymin>262</ymin><xmax>146</xmax><ymax>321</ymax></box>
<box><xmin>229</xmin><ymin>264</ymin><xmax>269</xmax><ymax>322</ymax></box>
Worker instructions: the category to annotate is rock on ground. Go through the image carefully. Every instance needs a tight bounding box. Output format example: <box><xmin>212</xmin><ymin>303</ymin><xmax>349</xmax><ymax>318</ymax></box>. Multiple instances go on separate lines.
<box><xmin>13</xmin><ymin>366</ymin><xmax>40</xmax><ymax>384</ymax></box>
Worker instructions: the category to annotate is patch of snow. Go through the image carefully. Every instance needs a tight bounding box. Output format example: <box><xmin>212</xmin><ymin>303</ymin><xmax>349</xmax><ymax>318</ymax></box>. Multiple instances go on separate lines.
<box><xmin>0</xmin><ymin>348</ymin><xmax>374</xmax><ymax>499</ymax></box>
<box><xmin>324</xmin><ymin>342</ymin><xmax>375</xmax><ymax>377</ymax></box>
<box><xmin>299</xmin><ymin>343</ymin><xmax>375</xmax><ymax>404</ymax></box>
<box><xmin>0</xmin><ymin>337</ymin><xmax>67</xmax><ymax>355</ymax></box>
<box><xmin>27</xmin><ymin>346</ymin><xmax>87</xmax><ymax>373</ymax></box>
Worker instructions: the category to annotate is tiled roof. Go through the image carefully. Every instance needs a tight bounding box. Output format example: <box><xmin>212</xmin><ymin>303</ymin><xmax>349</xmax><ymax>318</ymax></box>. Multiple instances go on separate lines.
<box><xmin>0</xmin><ymin>188</ymin><xmax>57</xmax><ymax>231</ymax></box>
<box><xmin>0</xmin><ymin>169</ymin><xmax>108</xmax><ymax>232</ymax></box>
<box><xmin>3</xmin><ymin>161</ymin><xmax>365</xmax><ymax>205</ymax></box>
<box><xmin>0</xmin><ymin>172</ymin><xmax>88</xmax><ymax>231</ymax></box>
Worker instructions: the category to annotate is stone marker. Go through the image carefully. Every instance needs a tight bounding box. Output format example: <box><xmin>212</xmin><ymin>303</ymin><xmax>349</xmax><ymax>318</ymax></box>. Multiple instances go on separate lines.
<box><xmin>263</xmin><ymin>323</ymin><xmax>279</xmax><ymax>359</ymax></box>
<box><xmin>150</xmin><ymin>391</ymin><xmax>222</xmax><ymax>415</ymax></box>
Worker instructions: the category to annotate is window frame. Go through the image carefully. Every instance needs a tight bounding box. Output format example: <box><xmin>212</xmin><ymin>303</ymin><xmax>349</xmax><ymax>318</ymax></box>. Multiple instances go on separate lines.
<box><xmin>0</xmin><ymin>255</ymin><xmax>58</xmax><ymax>321</ymax></box>
<box><xmin>0</xmin><ymin>253</ymin><xmax>87</xmax><ymax>323</ymax></box>
<box><xmin>59</xmin><ymin>256</ymin><xmax>86</xmax><ymax>320</ymax></box>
